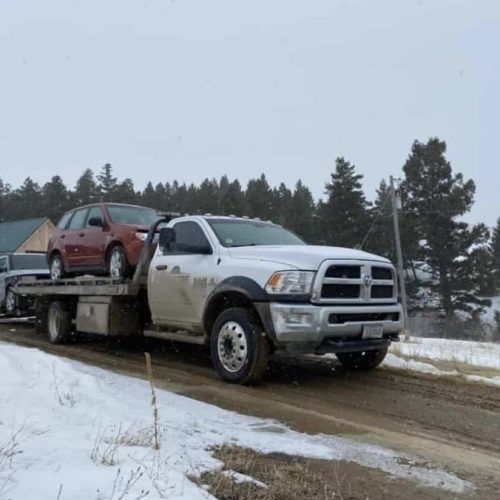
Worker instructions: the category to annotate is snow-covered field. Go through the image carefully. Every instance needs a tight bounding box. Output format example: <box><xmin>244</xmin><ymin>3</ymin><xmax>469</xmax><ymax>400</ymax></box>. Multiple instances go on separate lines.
<box><xmin>0</xmin><ymin>342</ymin><xmax>473</xmax><ymax>500</ymax></box>
<box><xmin>385</xmin><ymin>336</ymin><xmax>500</xmax><ymax>386</ymax></box>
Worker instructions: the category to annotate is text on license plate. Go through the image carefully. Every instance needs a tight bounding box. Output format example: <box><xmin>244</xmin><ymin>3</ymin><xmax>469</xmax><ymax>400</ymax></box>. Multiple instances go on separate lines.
<box><xmin>362</xmin><ymin>324</ymin><xmax>384</xmax><ymax>339</ymax></box>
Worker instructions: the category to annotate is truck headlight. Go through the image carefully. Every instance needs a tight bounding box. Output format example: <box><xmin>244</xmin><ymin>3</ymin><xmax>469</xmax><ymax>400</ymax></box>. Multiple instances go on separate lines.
<box><xmin>265</xmin><ymin>271</ymin><xmax>315</xmax><ymax>295</ymax></box>
<box><xmin>135</xmin><ymin>232</ymin><xmax>148</xmax><ymax>241</ymax></box>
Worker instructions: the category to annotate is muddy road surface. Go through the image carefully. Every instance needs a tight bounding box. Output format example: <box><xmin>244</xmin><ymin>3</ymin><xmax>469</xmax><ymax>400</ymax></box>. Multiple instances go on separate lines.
<box><xmin>1</xmin><ymin>322</ymin><xmax>499</xmax><ymax>498</ymax></box>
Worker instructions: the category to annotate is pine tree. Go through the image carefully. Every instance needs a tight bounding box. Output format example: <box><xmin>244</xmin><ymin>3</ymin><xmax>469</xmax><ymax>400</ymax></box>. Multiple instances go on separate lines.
<box><xmin>271</xmin><ymin>183</ymin><xmax>293</xmax><ymax>225</ymax></box>
<box><xmin>197</xmin><ymin>178</ymin><xmax>220</xmax><ymax>214</ymax></box>
<box><xmin>7</xmin><ymin>178</ymin><xmax>43</xmax><ymax>220</ymax></box>
<box><xmin>286</xmin><ymin>180</ymin><xmax>316</xmax><ymax>242</ymax></box>
<box><xmin>72</xmin><ymin>169</ymin><xmax>99</xmax><ymax>206</ymax></box>
<box><xmin>141</xmin><ymin>182</ymin><xmax>157</xmax><ymax>208</ymax></box>
<box><xmin>42</xmin><ymin>176</ymin><xmax>71</xmax><ymax>222</ymax></box>
<box><xmin>113</xmin><ymin>179</ymin><xmax>137</xmax><ymax>205</ymax></box>
<box><xmin>320</xmin><ymin>157</ymin><xmax>370</xmax><ymax>247</ymax></box>
<box><xmin>154</xmin><ymin>183</ymin><xmax>167</xmax><ymax>210</ymax></box>
<box><xmin>363</xmin><ymin>179</ymin><xmax>394</xmax><ymax>260</ymax></box>
<box><xmin>491</xmin><ymin>217</ymin><xmax>500</xmax><ymax>290</ymax></box>
<box><xmin>0</xmin><ymin>178</ymin><xmax>10</xmax><ymax>222</ymax></box>
<box><xmin>221</xmin><ymin>179</ymin><xmax>246</xmax><ymax>215</ymax></box>
<box><xmin>97</xmin><ymin>163</ymin><xmax>118</xmax><ymax>201</ymax></box>
<box><xmin>401</xmin><ymin>137</ymin><xmax>486</xmax><ymax>318</ymax></box>
<box><xmin>245</xmin><ymin>174</ymin><xmax>273</xmax><ymax>220</ymax></box>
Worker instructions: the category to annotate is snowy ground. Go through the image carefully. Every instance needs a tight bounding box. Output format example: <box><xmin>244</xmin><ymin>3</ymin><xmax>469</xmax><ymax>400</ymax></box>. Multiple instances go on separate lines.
<box><xmin>0</xmin><ymin>342</ymin><xmax>473</xmax><ymax>500</ymax></box>
<box><xmin>385</xmin><ymin>336</ymin><xmax>500</xmax><ymax>387</ymax></box>
<box><xmin>482</xmin><ymin>295</ymin><xmax>500</xmax><ymax>325</ymax></box>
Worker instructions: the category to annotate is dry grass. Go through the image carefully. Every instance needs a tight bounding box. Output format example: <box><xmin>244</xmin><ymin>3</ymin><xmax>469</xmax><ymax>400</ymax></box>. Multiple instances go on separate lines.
<box><xmin>91</xmin><ymin>423</ymin><xmax>156</xmax><ymax>467</ymax></box>
<box><xmin>195</xmin><ymin>446</ymin><xmax>348</xmax><ymax>500</ymax></box>
<box><xmin>0</xmin><ymin>426</ymin><xmax>24</xmax><ymax>498</ymax></box>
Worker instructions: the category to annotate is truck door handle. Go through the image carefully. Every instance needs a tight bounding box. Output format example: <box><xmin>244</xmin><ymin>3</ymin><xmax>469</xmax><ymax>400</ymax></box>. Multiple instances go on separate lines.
<box><xmin>79</xmin><ymin>233</ymin><xmax>85</xmax><ymax>237</ymax></box>
<box><xmin>155</xmin><ymin>265</ymin><xmax>168</xmax><ymax>271</ymax></box>
<box><xmin>61</xmin><ymin>235</ymin><xmax>65</xmax><ymax>239</ymax></box>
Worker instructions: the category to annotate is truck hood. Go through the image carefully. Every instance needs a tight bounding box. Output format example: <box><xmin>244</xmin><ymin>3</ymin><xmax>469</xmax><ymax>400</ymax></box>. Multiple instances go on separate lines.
<box><xmin>227</xmin><ymin>245</ymin><xmax>391</xmax><ymax>270</ymax></box>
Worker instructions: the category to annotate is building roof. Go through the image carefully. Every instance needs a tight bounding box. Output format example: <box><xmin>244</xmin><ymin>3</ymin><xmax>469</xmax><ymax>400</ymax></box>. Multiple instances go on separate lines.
<box><xmin>0</xmin><ymin>217</ymin><xmax>50</xmax><ymax>254</ymax></box>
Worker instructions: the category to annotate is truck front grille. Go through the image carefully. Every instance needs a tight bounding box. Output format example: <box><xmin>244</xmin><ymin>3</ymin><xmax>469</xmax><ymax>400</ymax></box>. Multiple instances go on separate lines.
<box><xmin>316</xmin><ymin>262</ymin><xmax>396</xmax><ymax>304</ymax></box>
<box><xmin>371</xmin><ymin>285</ymin><xmax>393</xmax><ymax>299</ymax></box>
<box><xmin>325</xmin><ymin>265</ymin><xmax>361</xmax><ymax>279</ymax></box>
<box><xmin>321</xmin><ymin>284</ymin><xmax>360</xmax><ymax>299</ymax></box>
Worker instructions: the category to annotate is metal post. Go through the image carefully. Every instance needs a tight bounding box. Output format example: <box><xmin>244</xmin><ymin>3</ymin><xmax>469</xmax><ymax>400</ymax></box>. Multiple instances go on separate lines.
<box><xmin>390</xmin><ymin>176</ymin><xmax>410</xmax><ymax>339</ymax></box>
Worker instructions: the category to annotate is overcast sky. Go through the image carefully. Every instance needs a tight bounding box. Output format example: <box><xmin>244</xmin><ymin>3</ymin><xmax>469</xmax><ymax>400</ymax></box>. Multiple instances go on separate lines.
<box><xmin>0</xmin><ymin>0</ymin><xmax>499</xmax><ymax>226</ymax></box>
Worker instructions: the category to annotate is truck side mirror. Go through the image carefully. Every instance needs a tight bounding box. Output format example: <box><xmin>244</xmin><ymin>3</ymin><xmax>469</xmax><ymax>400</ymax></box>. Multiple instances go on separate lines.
<box><xmin>159</xmin><ymin>227</ymin><xmax>176</xmax><ymax>252</ymax></box>
<box><xmin>88</xmin><ymin>216</ymin><xmax>104</xmax><ymax>228</ymax></box>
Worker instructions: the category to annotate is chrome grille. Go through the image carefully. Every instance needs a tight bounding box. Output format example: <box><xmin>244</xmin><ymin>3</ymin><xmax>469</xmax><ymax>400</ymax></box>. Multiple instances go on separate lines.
<box><xmin>314</xmin><ymin>261</ymin><xmax>396</xmax><ymax>304</ymax></box>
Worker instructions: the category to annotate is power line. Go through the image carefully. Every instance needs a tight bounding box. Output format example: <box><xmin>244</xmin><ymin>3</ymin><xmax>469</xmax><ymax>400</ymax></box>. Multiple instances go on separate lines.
<box><xmin>359</xmin><ymin>193</ymin><xmax>391</xmax><ymax>250</ymax></box>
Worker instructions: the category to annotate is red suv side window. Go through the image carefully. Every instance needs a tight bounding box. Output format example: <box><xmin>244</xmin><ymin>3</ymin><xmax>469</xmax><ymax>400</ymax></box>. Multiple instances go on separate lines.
<box><xmin>68</xmin><ymin>209</ymin><xmax>88</xmax><ymax>230</ymax></box>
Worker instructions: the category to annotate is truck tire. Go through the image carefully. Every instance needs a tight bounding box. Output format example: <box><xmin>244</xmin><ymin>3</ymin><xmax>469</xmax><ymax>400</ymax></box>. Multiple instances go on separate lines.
<box><xmin>211</xmin><ymin>307</ymin><xmax>270</xmax><ymax>385</ymax></box>
<box><xmin>47</xmin><ymin>301</ymin><xmax>73</xmax><ymax>344</ymax></box>
<box><xmin>35</xmin><ymin>299</ymin><xmax>50</xmax><ymax>336</ymax></box>
<box><xmin>336</xmin><ymin>347</ymin><xmax>388</xmax><ymax>371</ymax></box>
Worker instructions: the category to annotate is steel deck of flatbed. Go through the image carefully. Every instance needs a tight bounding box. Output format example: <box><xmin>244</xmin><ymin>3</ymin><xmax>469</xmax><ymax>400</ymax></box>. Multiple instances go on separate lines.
<box><xmin>15</xmin><ymin>278</ymin><xmax>141</xmax><ymax>297</ymax></box>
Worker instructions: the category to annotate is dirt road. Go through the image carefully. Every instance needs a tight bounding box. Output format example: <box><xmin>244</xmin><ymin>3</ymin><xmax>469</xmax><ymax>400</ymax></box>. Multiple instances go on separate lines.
<box><xmin>1</xmin><ymin>322</ymin><xmax>499</xmax><ymax>498</ymax></box>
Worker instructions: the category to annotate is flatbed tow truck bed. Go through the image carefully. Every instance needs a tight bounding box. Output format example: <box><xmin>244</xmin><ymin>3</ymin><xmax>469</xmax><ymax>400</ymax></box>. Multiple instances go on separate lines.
<box><xmin>16</xmin><ymin>277</ymin><xmax>142</xmax><ymax>297</ymax></box>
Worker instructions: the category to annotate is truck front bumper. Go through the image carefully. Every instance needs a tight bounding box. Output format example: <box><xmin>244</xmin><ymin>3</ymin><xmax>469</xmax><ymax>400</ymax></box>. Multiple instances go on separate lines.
<box><xmin>266</xmin><ymin>302</ymin><xmax>403</xmax><ymax>354</ymax></box>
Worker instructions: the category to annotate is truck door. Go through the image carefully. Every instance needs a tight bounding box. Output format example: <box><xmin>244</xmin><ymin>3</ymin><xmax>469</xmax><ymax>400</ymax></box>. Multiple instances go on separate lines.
<box><xmin>148</xmin><ymin>220</ymin><xmax>218</xmax><ymax>331</ymax></box>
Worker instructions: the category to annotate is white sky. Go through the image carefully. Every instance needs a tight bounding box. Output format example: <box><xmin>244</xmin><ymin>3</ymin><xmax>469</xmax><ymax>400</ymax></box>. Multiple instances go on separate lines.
<box><xmin>0</xmin><ymin>0</ymin><xmax>499</xmax><ymax>226</ymax></box>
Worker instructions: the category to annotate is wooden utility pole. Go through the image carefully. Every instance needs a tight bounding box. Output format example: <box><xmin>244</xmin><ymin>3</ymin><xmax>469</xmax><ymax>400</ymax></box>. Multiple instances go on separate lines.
<box><xmin>389</xmin><ymin>176</ymin><xmax>410</xmax><ymax>338</ymax></box>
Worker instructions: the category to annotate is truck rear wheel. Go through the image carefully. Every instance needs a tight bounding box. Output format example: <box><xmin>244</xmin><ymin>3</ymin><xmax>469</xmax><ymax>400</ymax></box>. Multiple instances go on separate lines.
<box><xmin>47</xmin><ymin>301</ymin><xmax>73</xmax><ymax>344</ymax></box>
<box><xmin>211</xmin><ymin>307</ymin><xmax>270</xmax><ymax>385</ymax></box>
<box><xmin>336</xmin><ymin>347</ymin><xmax>388</xmax><ymax>371</ymax></box>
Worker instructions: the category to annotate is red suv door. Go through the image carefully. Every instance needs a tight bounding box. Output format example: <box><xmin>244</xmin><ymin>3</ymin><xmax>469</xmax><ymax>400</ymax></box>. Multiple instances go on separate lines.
<box><xmin>80</xmin><ymin>205</ymin><xmax>109</xmax><ymax>268</ymax></box>
<box><xmin>64</xmin><ymin>207</ymin><xmax>89</xmax><ymax>268</ymax></box>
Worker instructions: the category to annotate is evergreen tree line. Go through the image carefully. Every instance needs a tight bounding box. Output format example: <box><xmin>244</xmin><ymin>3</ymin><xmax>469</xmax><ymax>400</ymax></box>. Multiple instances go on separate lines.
<box><xmin>1</xmin><ymin>139</ymin><xmax>500</xmax><ymax>321</ymax></box>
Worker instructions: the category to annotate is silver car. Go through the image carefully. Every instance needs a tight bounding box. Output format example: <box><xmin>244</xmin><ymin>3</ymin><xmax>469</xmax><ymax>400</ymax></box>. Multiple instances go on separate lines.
<box><xmin>0</xmin><ymin>253</ymin><xmax>50</xmax><ymax>315</ymax></box>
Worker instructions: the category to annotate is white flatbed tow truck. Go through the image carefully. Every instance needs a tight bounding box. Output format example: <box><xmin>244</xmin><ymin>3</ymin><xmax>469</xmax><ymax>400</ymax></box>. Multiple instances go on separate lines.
<box><xmin>15</xmin><ymin>215</ymin><xmax>403</xmax><ymax>384</ymax></box>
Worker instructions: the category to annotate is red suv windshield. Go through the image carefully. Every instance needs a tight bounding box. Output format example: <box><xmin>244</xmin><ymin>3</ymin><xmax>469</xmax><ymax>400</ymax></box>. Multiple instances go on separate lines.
<box><xmin>107</xmin><ymin>205</ymin><xmax>159</xmax><ymax>226</ymax></box>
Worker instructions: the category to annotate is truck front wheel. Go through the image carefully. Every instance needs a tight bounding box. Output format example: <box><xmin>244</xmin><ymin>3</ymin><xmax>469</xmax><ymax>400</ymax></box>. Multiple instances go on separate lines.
<box><xmin>336</xmin><ymin>347</ymin><xmax>388</xmax><ymax>371</ymax></box>
<box><xmin>210</xmin><ymin>307</ymin><xmax>270</xmax><ymax>385</ymax></box>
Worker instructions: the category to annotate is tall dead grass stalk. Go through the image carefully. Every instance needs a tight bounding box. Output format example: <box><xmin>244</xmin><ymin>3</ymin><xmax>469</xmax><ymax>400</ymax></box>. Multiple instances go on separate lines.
<box><xmin>144</xmin><ymin>352</ymin><xmax>160</xmax><ymax>450</ymax></box>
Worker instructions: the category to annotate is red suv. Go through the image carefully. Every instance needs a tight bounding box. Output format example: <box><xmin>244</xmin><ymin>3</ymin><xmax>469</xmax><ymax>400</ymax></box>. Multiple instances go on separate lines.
<box><xmin>47</xmin><ymin>203</ymin><xmax>160</xmax><ymax>280</ymax></box>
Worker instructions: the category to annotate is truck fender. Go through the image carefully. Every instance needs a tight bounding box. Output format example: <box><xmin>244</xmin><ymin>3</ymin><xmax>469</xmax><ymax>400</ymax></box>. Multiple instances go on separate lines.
<box><xmin>202</xmin><ymin>277</ymin><xmax>277</xmax><ymax>343</ymax></box>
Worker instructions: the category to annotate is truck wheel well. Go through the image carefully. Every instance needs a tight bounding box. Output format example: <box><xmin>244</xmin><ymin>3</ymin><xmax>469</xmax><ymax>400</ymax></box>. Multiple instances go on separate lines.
<box><xmin>204</xmin><ymin>292</ymin><xmax>258</xmax><ymax>335</ymax></box>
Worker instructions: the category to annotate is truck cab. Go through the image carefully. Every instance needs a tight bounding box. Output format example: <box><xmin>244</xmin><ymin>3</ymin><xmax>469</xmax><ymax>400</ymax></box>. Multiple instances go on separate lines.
<box><xmin>147</xmin><ymin>215</ymin><xmax>403</xmax><ymax>383</ymax></box>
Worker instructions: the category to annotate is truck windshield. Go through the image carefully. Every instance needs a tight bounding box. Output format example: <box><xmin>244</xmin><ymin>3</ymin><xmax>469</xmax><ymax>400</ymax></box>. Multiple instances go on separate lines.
<box><xmin>11</xmin><ymin>254</ymin><xmax>48</xmax><ymax>270</ymax></box>
<box><xmin>207</xmin><ymin>219</ymin><xmax>305</xmax><ymax>247</ymax></box>
<box><xmin>107</xmin><ymin>205</ymin><xmax>160</xmax><ymax>226</ymax></box>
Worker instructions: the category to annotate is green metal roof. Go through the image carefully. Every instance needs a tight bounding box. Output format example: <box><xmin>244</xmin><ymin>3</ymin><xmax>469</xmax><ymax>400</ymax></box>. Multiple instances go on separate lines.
<box><xmin>0</xmin><ymin>217</ymin><xmax>49</xmax><ymax>254</ymax></box>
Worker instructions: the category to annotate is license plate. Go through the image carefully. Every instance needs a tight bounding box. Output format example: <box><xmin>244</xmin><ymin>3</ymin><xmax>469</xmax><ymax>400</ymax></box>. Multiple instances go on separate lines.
<box><xmin>362</xmin><ymin>324</ymin><xmax>384</xmax><ymax>339</ymax></box>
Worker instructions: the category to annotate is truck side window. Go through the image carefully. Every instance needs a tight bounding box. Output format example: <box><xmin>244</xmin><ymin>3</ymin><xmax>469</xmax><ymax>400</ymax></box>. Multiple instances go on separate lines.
<box><xmin>167</xmin><ymin>221</ymin><xmax>211</xmax><ymax>254</ymax></box>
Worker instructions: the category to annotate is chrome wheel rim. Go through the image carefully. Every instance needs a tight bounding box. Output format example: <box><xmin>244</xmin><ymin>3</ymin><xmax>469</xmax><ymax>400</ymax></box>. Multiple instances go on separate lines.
<box><xmin>50</xmin><ymin>258</ymin><xmax>62</xmax><ymax>280</ymax></box>
<box><xmin>48</xmin><ymin>307</ymin><xmax>61</xmax><ymax>342</ymax></box>
<box><xmin>217</xmin><ymin>321</ymin><xmax>248</xmax><ymax>373</ymax></box>
<box><xmin>109</xmin><ymin>249</ymin><xmax>123</xmax><ymax>278</ymax></box>
<box><xmin>5</xmin><ymin>290</ymin><xmax>16</xmax><ymax>313</ymax></box>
